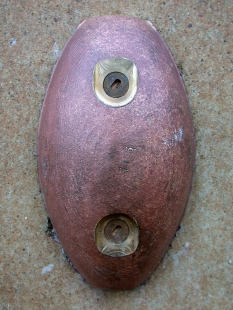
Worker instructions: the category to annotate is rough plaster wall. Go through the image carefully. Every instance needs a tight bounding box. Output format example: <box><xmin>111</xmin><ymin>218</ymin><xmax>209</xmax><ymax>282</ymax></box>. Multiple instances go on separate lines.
<box><xmin>1</xmin><ymin>0</ymin><xmax>232</xmax><ymax>309</ymax></box>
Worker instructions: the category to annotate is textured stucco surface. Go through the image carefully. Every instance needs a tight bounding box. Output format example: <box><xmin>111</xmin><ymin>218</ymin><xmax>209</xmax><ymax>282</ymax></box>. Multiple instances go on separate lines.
<box><xmin>1</xmin><ymin>0</ymin><xmax>232</xmax><ymax>309</ymax></box>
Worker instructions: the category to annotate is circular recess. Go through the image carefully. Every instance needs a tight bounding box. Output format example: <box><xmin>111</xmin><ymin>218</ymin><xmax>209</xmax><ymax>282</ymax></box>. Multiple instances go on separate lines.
<box><xmin>93</xmin><ymin>57</ymin><xmax>138</xmax><ymax>108</ymax></box>
<box><xmin>95</xmin><ymin>214</ymin><xmax>139</xmax><ymax>257</ymax></box>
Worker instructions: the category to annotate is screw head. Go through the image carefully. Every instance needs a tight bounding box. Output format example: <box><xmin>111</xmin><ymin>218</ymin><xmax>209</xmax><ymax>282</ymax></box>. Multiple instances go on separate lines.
<box><xmin>104</xmin><ymin>219</ymin><xmax>129</xmax><ymax>244</ymax></box>
<box><xmin>103</xmin><ymin>72</ymin><xmax>129</xmax><ymax>98</ymax></box>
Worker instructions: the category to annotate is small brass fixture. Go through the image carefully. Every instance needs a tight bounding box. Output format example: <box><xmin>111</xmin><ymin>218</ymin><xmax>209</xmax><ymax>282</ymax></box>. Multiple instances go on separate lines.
<box><xmin>95</xmin><ymin>214</ymin><xmax>139</xmax><ymax>257</ymax></box>
<box><xmin>93</xmin><ymin>57</ymin><xmax>138</xmax><ymax>108</ymax></box>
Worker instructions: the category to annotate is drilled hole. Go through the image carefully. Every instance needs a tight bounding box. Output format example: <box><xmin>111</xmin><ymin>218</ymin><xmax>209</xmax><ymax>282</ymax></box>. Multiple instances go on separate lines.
<box><xmin>110</xmin><ymin>79</ymin><xmax>121</xmax><ymax>90</ymax></box>
<box><xmin>112</xmin><ymin>225</ymin><xmax>122</xmax><ymax>236</ymax></box>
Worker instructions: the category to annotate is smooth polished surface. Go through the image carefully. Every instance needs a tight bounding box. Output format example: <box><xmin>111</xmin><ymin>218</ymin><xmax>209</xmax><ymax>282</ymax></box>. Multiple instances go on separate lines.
<box><xmin>1</xmin><ymin>0</ymin><xmax>232</xmax><ymax>308</ymax></box>
<box><xmin>38</xmin><ymin>16</ymin><xmax>195</xmax><ymax>290</ymax></box>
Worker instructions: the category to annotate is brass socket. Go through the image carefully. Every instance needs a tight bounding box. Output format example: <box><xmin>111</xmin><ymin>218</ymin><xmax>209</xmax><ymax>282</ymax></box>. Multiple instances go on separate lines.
<box><xmin>95</xmin><ymin>214</ymin><xmax>139</xmax><ymax>257</ymax></box>
<box><xmin>93</xmin><ymin>57</ymin><xmax>138</xmax><ymax>108</ymax></box>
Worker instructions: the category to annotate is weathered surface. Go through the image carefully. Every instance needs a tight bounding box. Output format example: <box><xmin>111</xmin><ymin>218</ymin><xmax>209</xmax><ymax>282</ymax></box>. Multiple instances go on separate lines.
<box><xmin>2</xmin><ymin>0</ymin><xmax>233</xmax><ymax>307</ymax></box>
<box><xmin>38</xmin><ymin>16</ymin><xmax>195</xmax><ymax>290</ymax></box>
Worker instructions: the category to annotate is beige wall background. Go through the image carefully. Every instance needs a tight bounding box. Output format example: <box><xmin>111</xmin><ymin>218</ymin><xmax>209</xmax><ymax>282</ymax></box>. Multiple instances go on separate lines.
<box><xmin>1</xmin><ymin>0</ymin><xmax>232</xmax><ymax>309</ymax></box>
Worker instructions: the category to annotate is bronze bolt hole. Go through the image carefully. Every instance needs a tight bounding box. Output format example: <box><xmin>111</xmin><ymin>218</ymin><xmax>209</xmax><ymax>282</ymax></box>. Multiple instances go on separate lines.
<box><xmin>103</xmin><ymin>72</ymin><xmax>129</xmax><ymax>98</ymax></box>
<box><xmin>112</xmin><ymin>225</ymin><xmax>122</xmax><ymax>236</ymax></box>
<box><xmin>111</xmin><ymin>79</ymin><xmax>121</xmax><ymax>90</ymax></box>
<box><xmin>95</xmin><ymin>213</ymin><xmax>139</xmax><ymax>257</ymax></box>
<box><xmin>104</xmin><ymin>219</ymin><xmax>129</xmax><ymax>244</ymax></box>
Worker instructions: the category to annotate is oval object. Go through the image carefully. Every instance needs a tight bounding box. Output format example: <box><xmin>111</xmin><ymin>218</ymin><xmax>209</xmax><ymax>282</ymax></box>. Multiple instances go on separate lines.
<box><xmin>38</xmin><ymin>16</ymin><xmax>195</xmax><ymax>290</ymax></box>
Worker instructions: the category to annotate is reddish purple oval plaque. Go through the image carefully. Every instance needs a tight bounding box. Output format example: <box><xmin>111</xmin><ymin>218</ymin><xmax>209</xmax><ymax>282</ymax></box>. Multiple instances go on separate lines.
<box><xmin>38</xmin><ymin>16</ymin><xmax>195</xmax><ymax>290</ymax></box>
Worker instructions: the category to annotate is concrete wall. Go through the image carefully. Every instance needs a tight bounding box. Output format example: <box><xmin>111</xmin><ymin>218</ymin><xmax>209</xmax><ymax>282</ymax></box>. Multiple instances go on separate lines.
<box><xmin>1</xmin><ymin>0</ymin><xmax>232</xmax><ymax>309</ymax></box>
